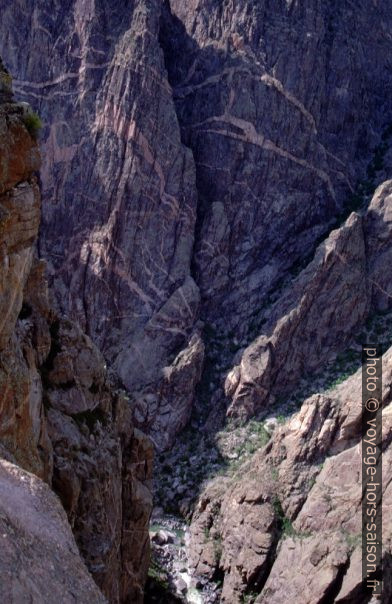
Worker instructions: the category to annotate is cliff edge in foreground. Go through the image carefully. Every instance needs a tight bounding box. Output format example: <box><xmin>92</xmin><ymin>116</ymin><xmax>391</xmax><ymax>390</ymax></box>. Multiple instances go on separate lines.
<box><xmin>0</xmin><ymin>61</ymin><xmax>153</xmax><ymax>604</ymax></box>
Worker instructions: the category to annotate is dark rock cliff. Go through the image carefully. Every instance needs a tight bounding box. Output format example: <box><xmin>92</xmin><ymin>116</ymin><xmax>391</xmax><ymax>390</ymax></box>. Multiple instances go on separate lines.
<box><xmin>1</xmin><ymin>1</ymin><xmax>392</xmax><ymax>603</ymax></box>
<box><xmin>0</xmin><ymin>63</ymin><xmax>152</xmax><ymax>603</ymax></box>
<box><xmin>0</xmin><ymin>0</ymin><xmax>204</xmax><ymax>451</ymax></box>
<box><xmin>163</xmin><ymin>0</ymin><xmax>392</xmax><ymax>331</ymax></box>
<box><xmin>1</xmin><ymin>0</ymin><xmax>392</xmax><ymax>439</ymax></box>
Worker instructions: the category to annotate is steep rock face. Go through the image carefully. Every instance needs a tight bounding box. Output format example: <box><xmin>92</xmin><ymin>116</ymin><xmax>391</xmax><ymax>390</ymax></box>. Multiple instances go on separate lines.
<box><xmin>134</xmin><ymin>330</ymin><xmax>205</xmax><ymax>450</ymax></box>
<box><xmin>0</xmin><ymin>104</ymin><xmax>40</xmax><ymax>344</ymax></box>
<box><xmin>0</xmin><ymin>0</ymin><xmax>203</xmax><ymax>449</ymax></box>
<box><xmin>2</xmin><ymin>1</ymin><xmax>392</xmax><ymax>446</ymax></box>
<box><xmin>162</xmin><ymin>0</ymin><xmax>392</xmax><ymax>336</ymax></box>
<box><xmin>224</xmin><ymin>181</ymin><xmax>392</xmax><ymax>419</ymax></box>
<box><xmin>0</xmin><ymin>458</ymin><xmax>106</xmax><ymax>604</ymax></box>
<box><xmin>225</xmin><ymin>211</ymin><xmax>369</xmax><ymax>418</ymax></box>
<box><xmin>27</xmin><ymin>283</ymin><xmax>154</xmax><ymax>602</ymax></box>
<box><xmin>0</xmin><ymin>88</ymin><xmax>47</xmax><ymax>477</ymax></box>
<box><xmin>0</xmin><ymin>66</ymin><xmax>153</xmax><ymax>603</ymax></box>
<box><xmin>2</xmin><ymin>3</ymin><xmax>392</xmax><ymax>602</ymax></box>
<box><xmin>189</xmin><ymin>348</ymin><xmax>392</xmax><ymax>603</ymax></box>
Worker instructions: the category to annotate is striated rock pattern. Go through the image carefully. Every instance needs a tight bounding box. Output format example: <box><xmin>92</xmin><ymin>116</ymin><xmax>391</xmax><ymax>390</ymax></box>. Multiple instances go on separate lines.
<box><xmin>225</xmin><ymin>180</ymin><xmax>392</xmax><ymax>419</ymax></box>
<box><xmin>0</xmin><ymin>64</ymin><xmax>153</xmax><ymax>603</ymax></box>
<box><xmin>2</xmin><ymin>2</ymin><xmax>392</xmax><ymax>603</ymax></box>
<box><xmin>0</xmin><ymin>0</ymin><xmax>203</xmax><ymax>449</ymax></box>
<box><xmin>2</xmin><ymin>0</ymin><xmax>392</xmax><ymax>445</ymax></box>
<box><xmin>162</xmin><ymin>0</ymin><xmax>392</xmax><ymax>335</ymax></box>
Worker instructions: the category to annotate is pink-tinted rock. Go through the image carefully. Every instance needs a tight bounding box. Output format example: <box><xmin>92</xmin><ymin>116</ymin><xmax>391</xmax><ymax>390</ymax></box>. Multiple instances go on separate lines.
<box><xmin>0</xmin><ymin>458</ymin><xmax>106</xmax><ymax>604</ymax></box>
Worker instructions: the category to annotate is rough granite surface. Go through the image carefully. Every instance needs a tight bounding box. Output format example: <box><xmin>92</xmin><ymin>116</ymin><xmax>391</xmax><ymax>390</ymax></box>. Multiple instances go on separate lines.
<box><xmin>0</xmin><ymin>62</ymin><xmax>152</xmax><ymax>604</ymax></box>
<box><xmin>1</xmin><ymin>1</ymin><xmax>392</xmax><ymax>603</ymax></box>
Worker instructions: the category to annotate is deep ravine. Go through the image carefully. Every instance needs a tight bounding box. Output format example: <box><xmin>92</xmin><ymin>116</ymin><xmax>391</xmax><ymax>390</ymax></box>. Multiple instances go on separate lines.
<box><xmin>1</xmin><ymin>1</ymin><xmax>392</xmax><ymax>603</ymax></box>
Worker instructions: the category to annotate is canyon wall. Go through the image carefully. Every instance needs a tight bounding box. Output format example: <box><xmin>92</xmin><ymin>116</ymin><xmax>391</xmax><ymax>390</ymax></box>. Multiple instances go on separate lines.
<box><xmin>1</xmin><ymin>1</ymin><xmax>392</xmax><ymax>602</ymax></box>
<box><xmin>1</xmin><ymin>0</ymin><xmax>392</xmax><ymax>441</ymax></box>
<box><xmin>187</xmin><ymin>182</ymin><xmax>392</xmax><ymax>602</ymax></box>
<box><xmin>163</xmin><ymin>0</ymin><xmax>392</xmax><ymax>332</ymax></box>
<box><xmin>0</xmin><ymin>63</ymin><xmax>152</xmax><ymax>604</ymax></box>
<box><xmin>0</xmin><ymin>0</ymin><xmax>204</xmax><ymax>450</ymax></box>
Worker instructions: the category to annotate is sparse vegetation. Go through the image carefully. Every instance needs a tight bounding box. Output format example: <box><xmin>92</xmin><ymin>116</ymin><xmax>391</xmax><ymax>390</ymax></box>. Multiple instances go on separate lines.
<box><xmin>147</xmin><ymin>557</ymin><xmax>170</xmax><ymax>591</ymax></box>
<box><xmin>326</xmin><ymin>371</ymin><xmax>352</xmax><ymax>390</ymax></box>
<box><xmin>0</xmin><ymin>70</ymin><xmax>12</xmax><ymax>90</ymax></box>
<box><xmin>22</xmin><ymin>111</ymin><xmax>42</xmax><ymax>139</ymax></box>
<box><xmin>344</xmin><ymin>531</ymin><xmax>362</xmax><ymax>550</ymax></box>
<box><xmin>231</xmin><ymin>421</ymin><xmax>270</xmax><ymax>459</ymax></box>
<box><xmin>273</xmin><ymin>496</ymin><xmax>296</xmax><ymax>537</ymax></box>
<box><xmin>272</xmin><ymin>496</ymin><xmax>311</xmax><ymax>539</ymax></box>
<box><xmin>241</xmin><ymin>592</ymin><xmax>259</xmax><ymax>604</ymax></box>
<box><xmin>203</xmin><ymin>524</ymin><xmax>223</xmax><ymax>565</ymax></box>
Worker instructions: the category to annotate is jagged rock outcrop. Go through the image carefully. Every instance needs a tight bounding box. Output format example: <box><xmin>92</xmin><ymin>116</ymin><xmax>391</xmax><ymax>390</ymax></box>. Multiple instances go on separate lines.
<box><xmin>133</xmin><ymin>330</ymin><xmax>205</xmax><ymax>450</ymax></box>
<box><xmin>0</xmin><ymin>79</ymin><xmax>47</xmax><ymax>476</ymax></box>
<box><xmin>0</xmin><ymin>458</ymin><xmax>106</xmax><ymax>604</ymax></box>
<box><xmin>0</xmin><ymin>63</ymin><xmax>153</xmax><ymax>603</ymax></box>
<box><xmin>162</xmin><ymin>0</ymin><xmax>392</xmax><ymax>336</ymax></box>
<box><xmin>188</xmin><ymin>348</ymin><xmax>392</xmax><ymax>602</ymax></box>
<box><xmin>0</xmin><ymin>0</ymin><xmax>204</xmax><ymax>449</ymax></box>
<box><xmin>2</xmin><ymin>2</ymin><xmax>392</xmax><ymax>603</ymax></box>
<box><xmin>225</xmin><ymin>211</ymin><xmax>369</xmax><ymax>418</ymax></box>
<box><xmin>224</xmin><ymin>180</ymin><xmax>392</xmax><ymax>419</ymax></box>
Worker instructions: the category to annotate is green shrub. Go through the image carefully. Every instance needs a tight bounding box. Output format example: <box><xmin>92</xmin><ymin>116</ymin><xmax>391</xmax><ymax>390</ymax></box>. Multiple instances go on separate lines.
<box><xmin>147</xmin><ymin>558</ymin><xmax>169</xmax><ymax>590</ymax></box>
<box><xmin>272</xmin><ymin>495</ymin><xmax>304</xmax><ymax>538</ymax></box>
<box><xmin>241</xmin><ymin>592</ymin><xmax>259</xmax><ymax>603</ymax></box>
<box><xmin>23</xmin><ymin>111</ymin><xmax>42</xmax><ymax>139</ymax></box>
